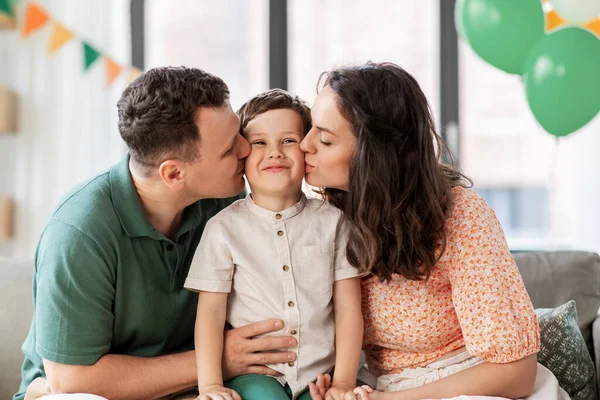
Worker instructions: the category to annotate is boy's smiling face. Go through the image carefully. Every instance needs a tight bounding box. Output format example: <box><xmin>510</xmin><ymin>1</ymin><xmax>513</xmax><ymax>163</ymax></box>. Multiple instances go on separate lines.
<box><xmin>243</xmin><ymin>109</ymin><xmax>306</xmax><ymax>197</ymax></box>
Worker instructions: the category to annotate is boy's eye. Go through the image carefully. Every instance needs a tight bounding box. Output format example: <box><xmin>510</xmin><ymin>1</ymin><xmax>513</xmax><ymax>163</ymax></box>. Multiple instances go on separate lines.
<box><xmin>283</xmin><ymin>138</ymin><xmax>297</xmax><ymax>144</ymax></box>
<box><xmin>252</xmin><ymin>140</ymin><xmax>266</xmax><ymax>145</ymax></box>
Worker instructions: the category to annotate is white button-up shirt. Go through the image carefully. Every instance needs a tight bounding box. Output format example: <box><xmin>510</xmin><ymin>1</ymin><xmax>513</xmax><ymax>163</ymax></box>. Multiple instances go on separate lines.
<box><xmin>185</xmin><ymin>194</ymin><xmax>360</xmax><ymax>398</ymax></box>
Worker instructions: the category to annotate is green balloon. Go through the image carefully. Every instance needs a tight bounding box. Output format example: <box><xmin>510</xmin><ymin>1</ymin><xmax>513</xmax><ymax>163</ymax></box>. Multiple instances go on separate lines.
<box><xmin>454</xmin><ymin>0</ymin><xmax>465</xmax><ymax>38</ymax></box>
<box><xmin>523</xmin><ymin>27</ymin><xmax>600</xmax><ymax>137</ymax></box>
<box><xmin>457</xmin><ymin>0</ymin><xmax>545</xmax><ymax>74</ymax></box>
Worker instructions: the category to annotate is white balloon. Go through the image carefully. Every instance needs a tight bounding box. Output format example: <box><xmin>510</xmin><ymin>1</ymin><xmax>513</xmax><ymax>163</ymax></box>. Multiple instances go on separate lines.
<box><xmin>551</xmin><ymin>0</ymin><xmax>600</xmax><ymax>23</ymax></box>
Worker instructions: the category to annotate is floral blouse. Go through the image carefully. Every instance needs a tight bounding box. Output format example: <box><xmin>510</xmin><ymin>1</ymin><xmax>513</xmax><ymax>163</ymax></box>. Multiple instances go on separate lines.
<box><xmin>361</xmin><ymin>186</ymin><xmax>540</xmax><ymax>376</ymax></box>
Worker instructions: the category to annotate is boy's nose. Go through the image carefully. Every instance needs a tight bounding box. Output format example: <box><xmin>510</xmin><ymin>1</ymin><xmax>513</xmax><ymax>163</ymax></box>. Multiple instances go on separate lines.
<box><xmin>267</xmin><ymin>147</ymin><xmax>284</xmax><ymax>159</ymax></box>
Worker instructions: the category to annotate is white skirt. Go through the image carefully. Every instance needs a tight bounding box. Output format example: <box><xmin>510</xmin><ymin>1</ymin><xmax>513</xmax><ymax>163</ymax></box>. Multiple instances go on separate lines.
<box><xmin>359</xmin><ymin>350</ymin><xmax>570</xmax><ymax>400</ymax></box>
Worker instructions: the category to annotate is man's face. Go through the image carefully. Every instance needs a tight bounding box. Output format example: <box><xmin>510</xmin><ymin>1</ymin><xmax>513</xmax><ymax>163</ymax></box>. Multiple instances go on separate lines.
<box><xmin>185</xmin><ymin>103</ymin><xmax>250</xmax><ymax>199</ymax></box>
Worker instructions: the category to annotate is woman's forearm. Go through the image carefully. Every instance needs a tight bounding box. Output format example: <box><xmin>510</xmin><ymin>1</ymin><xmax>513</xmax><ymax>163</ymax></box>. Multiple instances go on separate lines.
<box><xmin>383</xmin><ymin>354</ymin><xmax>538</xmax><ymax>400</ymax></box>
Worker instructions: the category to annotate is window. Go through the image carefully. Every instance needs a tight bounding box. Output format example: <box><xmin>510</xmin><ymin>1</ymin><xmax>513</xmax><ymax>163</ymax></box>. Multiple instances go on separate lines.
<box><xmin>288</xmin><ymin>0</ymin><xmax>440</xmax><ymax>122</ymax></box>
<box><xmin>459</xmin><ymin>41</ymin><xmax>573</xmax><ymax>250</ymax></box>
<box><xmin>145</xmin><ymin>0</ymin><xmax>269</xmax><ymax>110</ymax></box>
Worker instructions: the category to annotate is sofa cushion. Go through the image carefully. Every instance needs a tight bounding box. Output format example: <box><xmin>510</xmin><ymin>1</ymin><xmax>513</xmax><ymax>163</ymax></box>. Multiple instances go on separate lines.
<box><xmin>537</xmin><ymin>300</ymin><xmax>598</xmax><ymax>400</ymax></box>
<box><xmin>514</xmin><ymin>251</ymin><xmax>600</xmax><ymax>357</ymax></box>
<box><xmin>0</xmin><ymin>258</ymin><xmax>34</xmax><ymax>399</ymax></box>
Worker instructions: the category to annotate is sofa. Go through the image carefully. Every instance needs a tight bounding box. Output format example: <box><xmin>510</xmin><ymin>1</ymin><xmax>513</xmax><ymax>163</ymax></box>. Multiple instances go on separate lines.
<box><xmin>2</xmin><ymin>251</ymin><xmax>600</xmax><ymax>399</ymax></box>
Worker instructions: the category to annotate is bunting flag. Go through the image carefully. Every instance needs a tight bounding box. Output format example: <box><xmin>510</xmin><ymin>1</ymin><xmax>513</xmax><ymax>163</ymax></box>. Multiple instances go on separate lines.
<box><xmin>82</xmin><ymin>41</ymin><xmax>101</xmax><ymax>70</ymax></box>
<box><xmin>544</xmin><ymin>0</ymin><xmax>600</xmax><ymax>36</ymax></box>
<box><xmin>0</xmin><ymin>0</ymin><xmax>14</xmax><ymax>16</ymax></box>
<box><xmin>546</xmin><ymin>10</ymin><xmax>567</xmax><ymax>32</ymax></box>
<box><xmin>15</xmin><ymin>1</ymin><xmax>143</xmax><ymax>87</ymax></box>
<box><xmin>130</xmin><ymin>67</ymin><xmax>143</xmax><ymax>82</ymax></box>
<box><xmin>48</xmin><ymin>21</ymin><xmax>74</xmax><ymax>54</ymax></box>
<box><xmin>583</xmin><ymin>18</ymin><xmax>600</xmax><ymax>37</ymax></box>
<box><xmin>21</xmin><ymin>2</ymin><xmax>48</xmax><ymax>37</ymax></box>
<box><xmin>105</xmin><ymin>57</ymin><xmax>123</xmax><ymax>86</ymax></box>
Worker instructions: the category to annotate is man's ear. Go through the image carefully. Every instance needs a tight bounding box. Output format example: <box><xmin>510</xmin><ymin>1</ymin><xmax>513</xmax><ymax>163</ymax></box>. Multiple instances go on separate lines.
<box><xmin>158</xmin><ymin>159</ymin><xmax>185</xmax><ymax>190</ymax></box>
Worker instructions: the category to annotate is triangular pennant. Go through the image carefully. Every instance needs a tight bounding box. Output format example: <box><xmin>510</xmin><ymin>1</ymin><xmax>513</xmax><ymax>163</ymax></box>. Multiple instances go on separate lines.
<box><xmin>130</xmin><ymin>67</ymin><xmax>143</xmax><ymax>82</ymax></box>
<box><xmin>48</xmin><ymin>22</ymin><xmax>74</xmax><ymax>54</ymax></box>
<box><xmin>82</xmin><ymin>42</ymin><xmax>101</xmax><ymax>70</ymax></box>
<box><xmin>22</xmin><ymin>3</ymin><xmax>49</xmax><ymax>37</ymax></box>
<box><xmin>546</xmin><ymin>10</ymin><xmax>567</xmax><ymax>32</ymax></box>
<box><xmin>0</xmin><ymin>0</ymin><xmax>14</xmax><ymax>17</ymax></box>
<box><xmin>105</xmin><ymin>57</ymin><xmax>123</xmax><ymax>86</ymax></box>
<box><xmin>583</xmin><ymin>18</ymin><xmax>600</xmax><ymax>37</ymax></box>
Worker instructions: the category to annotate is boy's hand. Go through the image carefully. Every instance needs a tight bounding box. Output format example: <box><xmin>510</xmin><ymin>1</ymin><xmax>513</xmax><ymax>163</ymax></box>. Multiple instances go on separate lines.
<box><xmin>325</xmin><ymin>382</ymin><xmax>357</xmax><ymax>400</ymax></box>
<box><xmin>197</xmin><ymin>384</ymin><xmax>241</xmax><ymax>400</ymax></box>
<box><xmin>353</xmin><ymin>385</ymin><xmax>387</xmax><ymax>400</ymax></box>
<box><xmin>308</xmin><ymin>374</ymin><xmax>332</xmax><ymax>399</ymax></box>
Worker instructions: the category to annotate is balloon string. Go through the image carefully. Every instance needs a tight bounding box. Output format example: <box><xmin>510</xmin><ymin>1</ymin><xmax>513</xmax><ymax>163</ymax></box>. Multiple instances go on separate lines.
<box><xmin>547</xmin><ymin>136</ymin><xmax>561</xmax><ymax>248</ymax></box>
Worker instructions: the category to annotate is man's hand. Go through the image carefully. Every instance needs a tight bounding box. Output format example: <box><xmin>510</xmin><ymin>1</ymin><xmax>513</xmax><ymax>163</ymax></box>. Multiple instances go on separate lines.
<box><xmin>325</xmin><ymin>382</ymin><xmax>357</xmax><ymax>400</ymax></box>
<box><xmin>197</xmin><ymin>384</ymin><xmax>241</xmax><ymax>400</ymax></box>
<box><xmin>222</xmin><ymin>319</ymin><xmax>297</xmax><ymax>381</ymax></box>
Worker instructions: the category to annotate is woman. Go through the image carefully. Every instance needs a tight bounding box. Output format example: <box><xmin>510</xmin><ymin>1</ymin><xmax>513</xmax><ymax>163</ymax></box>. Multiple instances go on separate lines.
<box><xmin>302</xmin><ymin>62</ymin><xmax>569</xmax><ymax>400</ymax></box>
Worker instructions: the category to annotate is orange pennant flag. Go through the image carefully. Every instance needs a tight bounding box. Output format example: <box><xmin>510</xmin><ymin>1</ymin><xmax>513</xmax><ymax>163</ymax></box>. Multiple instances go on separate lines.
<box><xmin>130</xmin><ymin>67</ymin><xmax>142</xmax><ymax>82</ymax></box>
<box><xmin>546</xmin><ymin>10</ymin><xmax>567</xmax><ymax>32</ymax></box>
<box><xmin>105</xmin><ymin>57</ymin><xmax>123</xmax><ymax>86</ymax></box>
<box><xmin>22</xmin><ymin>3</ymin><xmax>49</xmax><ymax>38</ymax></box>
<box><xmin>48</xmin><ymin>21</ymin><xmax>74</xmax><ymax>54</ymax></box>
<box><xmin>583</xmin><ymin>18</ymin><xmax>600</xmax><ymax>37</ymax></box>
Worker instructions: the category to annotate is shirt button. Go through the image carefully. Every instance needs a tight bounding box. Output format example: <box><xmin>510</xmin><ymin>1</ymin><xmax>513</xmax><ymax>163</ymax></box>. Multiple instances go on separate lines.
<box><xmin>288</xmin><ymin>301</ymin><xmax>295</xmax><ymax>308</ymax></box>
<box><xmin>275</xmin><ymin>213</ymin><xmax>282</xmax><ymax>220</ymax></box>
<box><xmin>283</xmin><ymin>265</ymin><xmax>289</xmax><ymax>271</ymax></box>
<box><xmin>288</xmin><ymin>362</ymin><xmax>295</xmax><ymax>367</ymax></box>
<box><xmin>290</xmin><ymin>329</ymin><xmax>297</xmax><ymax>335</ymax></box>
<box><xmin>277</xmin><ymin>230</ymin><xmax>284</xmax><ymax>236</ymax></box>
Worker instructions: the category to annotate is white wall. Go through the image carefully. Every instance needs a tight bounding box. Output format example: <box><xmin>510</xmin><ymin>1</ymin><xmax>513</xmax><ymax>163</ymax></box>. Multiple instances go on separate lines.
<box><xmin>0</xmin><ymin>0</ymin><xmax>130</xmax><ymax>259</ymax></box>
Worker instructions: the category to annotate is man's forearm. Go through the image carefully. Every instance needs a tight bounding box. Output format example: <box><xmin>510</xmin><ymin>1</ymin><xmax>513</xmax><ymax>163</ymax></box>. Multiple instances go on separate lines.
<box><xmin>45</xmin><ymin>351</ymin><xmax>197</xmax><ymax>400</ymax></box>
<box><xmin>382</xmin><ymin>354</ymin><xmax>538</xmax><ymax>400</ymax></box>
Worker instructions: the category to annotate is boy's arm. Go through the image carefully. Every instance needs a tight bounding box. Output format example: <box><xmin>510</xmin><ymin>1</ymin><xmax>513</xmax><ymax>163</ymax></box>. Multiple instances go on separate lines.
<box><xmin>196</xmin><ymin>291</ymin><xmax>229</xmax><ymax>390</ymax></box>
<box><xmin>330</xmin><ymin>277</ymin><xmax>363</xmax><ymax>390</ymax></box>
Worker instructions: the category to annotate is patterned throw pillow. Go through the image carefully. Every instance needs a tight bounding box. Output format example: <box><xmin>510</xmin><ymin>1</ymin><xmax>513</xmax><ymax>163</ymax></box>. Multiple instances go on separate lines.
<box><xmin>536</xmin><ymin>300</ymin><xmax>598</xmax><ymax>400</ymax></box>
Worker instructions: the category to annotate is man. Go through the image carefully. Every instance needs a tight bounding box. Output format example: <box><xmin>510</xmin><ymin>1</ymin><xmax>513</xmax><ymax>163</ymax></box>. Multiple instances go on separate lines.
<box><xmin>15</xmin><ymin>67</ymin><xmax>297</xmax><ymax>400</ymax></box>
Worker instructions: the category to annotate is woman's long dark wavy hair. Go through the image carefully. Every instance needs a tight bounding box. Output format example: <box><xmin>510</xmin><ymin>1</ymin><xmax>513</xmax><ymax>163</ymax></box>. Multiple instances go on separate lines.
<box><xmin>320</xmin><ymin>62</ymin><xmax>471</xmax><ymax>282</ymax></box>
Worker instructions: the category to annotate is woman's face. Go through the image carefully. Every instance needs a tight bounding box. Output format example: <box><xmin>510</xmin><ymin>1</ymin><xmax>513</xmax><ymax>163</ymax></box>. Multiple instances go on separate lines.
<box><xmin>300</xmin><ymin>86</ymin><xmax>357</xmax><ymax>191</ymax></box>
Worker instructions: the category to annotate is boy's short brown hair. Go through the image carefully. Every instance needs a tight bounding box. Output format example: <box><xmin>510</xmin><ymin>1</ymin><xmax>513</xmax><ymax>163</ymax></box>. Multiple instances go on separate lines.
<box><xmin>237</xmin><ymin>89</ymin><xmax>311</xmax><ymax>134</ymax></box>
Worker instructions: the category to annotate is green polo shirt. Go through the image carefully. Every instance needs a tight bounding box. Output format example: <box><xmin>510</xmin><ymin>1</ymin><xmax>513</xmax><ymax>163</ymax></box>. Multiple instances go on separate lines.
<box><xmin>14</xmin><ymin>155</ymin><xmax>242</xmax><ymax>400</ymax></box>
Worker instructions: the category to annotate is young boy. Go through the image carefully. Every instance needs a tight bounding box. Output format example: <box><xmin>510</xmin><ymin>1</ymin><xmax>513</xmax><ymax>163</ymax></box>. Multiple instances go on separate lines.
<box><xmin>184</xmin><ymin>89</ymin><xmax>363</xmax><ymax>400</ymax></box>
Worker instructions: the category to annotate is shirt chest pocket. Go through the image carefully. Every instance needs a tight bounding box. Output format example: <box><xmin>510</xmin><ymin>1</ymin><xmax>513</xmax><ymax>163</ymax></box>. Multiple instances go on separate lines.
<box><xmin>296</xmin><ymin>245</ymin><xmax>334</xmax><ymax>295</ymax></box>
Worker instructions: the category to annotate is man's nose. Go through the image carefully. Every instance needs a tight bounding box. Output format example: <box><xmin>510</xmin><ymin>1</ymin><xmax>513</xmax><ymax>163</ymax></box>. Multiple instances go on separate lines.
<box><xmin>237</xmin><ymin>135</ymin><xmax>251</xmax><ymax>159</ymax></box>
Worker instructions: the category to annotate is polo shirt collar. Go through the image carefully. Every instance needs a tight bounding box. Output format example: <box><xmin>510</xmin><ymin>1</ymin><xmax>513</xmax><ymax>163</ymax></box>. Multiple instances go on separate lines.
<box><xmin>109</xmin><ymin>154</ymin><xmax>202</xmax><ymax>240</ymax></box>
<box><xmin>245</xmin><ymin>192</ymin><xmax>306</xmax><ymax>222</ymax></box>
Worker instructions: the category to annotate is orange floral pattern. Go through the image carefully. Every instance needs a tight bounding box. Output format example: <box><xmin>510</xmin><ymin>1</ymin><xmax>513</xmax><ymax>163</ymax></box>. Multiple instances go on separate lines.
<box><xmin>361</xmin><ymin>187</ymin><xmax>540</xmax><ymax>376</ymax></box>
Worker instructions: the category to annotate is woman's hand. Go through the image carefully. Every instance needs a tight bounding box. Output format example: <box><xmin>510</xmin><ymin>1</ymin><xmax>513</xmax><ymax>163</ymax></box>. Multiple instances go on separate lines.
<box><xmin>325</xmin><ymin>382</ymin><xmax>357</xmax><ymax>400</ymax></box>
<box><xmin>197</xmin><ymin>384</ymin><xmax>241</xmax><ymax>400</ymax></box>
